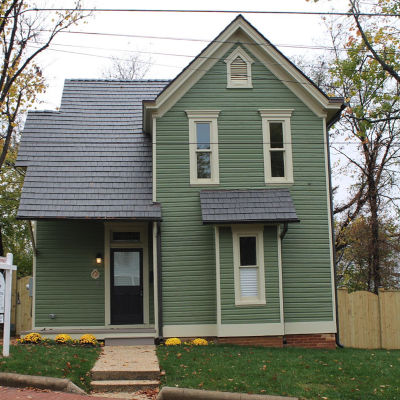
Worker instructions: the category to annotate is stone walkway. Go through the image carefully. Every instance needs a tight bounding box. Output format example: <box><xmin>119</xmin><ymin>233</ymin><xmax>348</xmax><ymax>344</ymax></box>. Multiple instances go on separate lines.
<box><xmin>90</xmin><ymin>345</ymin><xmax>160</xmax><ymax>399</ymax></box>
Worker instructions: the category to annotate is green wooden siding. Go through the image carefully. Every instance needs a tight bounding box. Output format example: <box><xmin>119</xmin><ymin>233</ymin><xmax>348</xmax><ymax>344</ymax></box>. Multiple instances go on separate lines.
<box><xmin>35</xmin><ymin>220</ymin><xmax>105</xmax><ymax>327</ymax></box>
<box><xmin>219</xmin><ymin>226</ymin><xmax>280</xmax><ymax>324</ymax></box>
<box><xmin>156</xmin><ymin>43</ymin><xmax>333</xmax><ymax>326</ymax></box>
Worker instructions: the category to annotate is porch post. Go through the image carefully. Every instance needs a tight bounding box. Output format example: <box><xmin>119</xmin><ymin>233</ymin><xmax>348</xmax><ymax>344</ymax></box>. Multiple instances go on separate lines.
<box><xmin>152</xmin><ymin>222</ymin><xmax>159</xmax><ymax>337</ymax></box>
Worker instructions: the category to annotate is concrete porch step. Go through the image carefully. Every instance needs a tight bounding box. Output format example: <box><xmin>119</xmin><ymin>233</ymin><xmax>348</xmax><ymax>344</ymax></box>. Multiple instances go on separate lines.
<box><xmin>104</xmin><ymin>337</ymin><xmax>154</xmax><ymax>346</ymax></box>
<box><xmin>92</xmin><ymin>369</ymin><xmax>160</xmax><ymax>381</ymax></box>
<box><xmin>91</xmin><ymin>379</ymin><xmax>159</xmax><ymax>392</ymax></box>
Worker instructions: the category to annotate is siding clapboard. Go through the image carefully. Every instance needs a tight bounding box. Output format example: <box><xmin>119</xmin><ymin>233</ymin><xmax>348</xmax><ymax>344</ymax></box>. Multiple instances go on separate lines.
<box><xmin>157</xmin><ymin>44</ymin><xmax>333</xmax><ymax>326</ymax></box>
<box><xmin>35</xmin><ymin>220</ymin><xmax>105</xmax><ymax>327</ymax></box>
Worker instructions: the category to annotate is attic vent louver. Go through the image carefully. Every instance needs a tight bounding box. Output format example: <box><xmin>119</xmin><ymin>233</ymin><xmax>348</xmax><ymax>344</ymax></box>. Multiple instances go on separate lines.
<box><xmin>225</xmin><ymin>46</ymin><xmax>254</xmax><ymax>88</ymax></box>
<box><xmin>231</xmin><ymin>57</ymin><xmax>247</xmax><ymax>81</ymax></box>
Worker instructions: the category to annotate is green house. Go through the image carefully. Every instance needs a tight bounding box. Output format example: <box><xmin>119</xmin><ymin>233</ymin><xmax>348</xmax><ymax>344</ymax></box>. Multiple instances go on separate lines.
<box><xmin>16</xmin><ymin>16</ymin><xmax>344</xmax><ymax>347</ymax></box>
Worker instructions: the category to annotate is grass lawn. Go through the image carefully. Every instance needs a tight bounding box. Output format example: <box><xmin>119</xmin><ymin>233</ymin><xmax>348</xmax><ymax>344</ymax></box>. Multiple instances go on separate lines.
<box><xmin>157</xmin><ymin>344</ymin><xmax>400</xmax><ymax>399</ymax></box>
<box><xmin>0</xmin><ymin>344</ymin><xmax>101</xmax><ymax>392</ymax></box>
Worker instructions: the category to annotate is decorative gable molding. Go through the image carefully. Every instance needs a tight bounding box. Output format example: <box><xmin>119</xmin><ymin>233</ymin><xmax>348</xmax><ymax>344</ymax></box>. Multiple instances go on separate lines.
<box><xmin>224</xmin><ymin>46</ymin><xmax>254</xmax><ymax>88</ymax></box>
<box><xmin>143</xmin><ymin>15</ymin><xmax>343</xmax><ymax>134</ymax></box>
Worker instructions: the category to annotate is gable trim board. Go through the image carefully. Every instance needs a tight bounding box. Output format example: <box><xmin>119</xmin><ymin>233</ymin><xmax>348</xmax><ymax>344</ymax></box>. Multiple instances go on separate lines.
<box><xmin>143</xmin><ymin>15</ymin><xmax>342</xmax><ymax>133</ymax></box>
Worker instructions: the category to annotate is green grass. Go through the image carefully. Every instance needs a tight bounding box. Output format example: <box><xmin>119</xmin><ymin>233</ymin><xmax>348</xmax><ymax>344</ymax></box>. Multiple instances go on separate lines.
<box><xmin>0</xmin><ymin>344</ymin><xmax>101</xmax><ymax>392</ymax></box>
<box><xmin>157</xmin><ymin>344</ymin><xmax>400</xmax><ymax>399</ymax></box>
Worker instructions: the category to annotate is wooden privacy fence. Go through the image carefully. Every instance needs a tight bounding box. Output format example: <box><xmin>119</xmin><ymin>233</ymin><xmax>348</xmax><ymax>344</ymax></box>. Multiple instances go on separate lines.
<box><xmin>338</xmin><ymin>288</ymin><xmax>400</xmax><ymax>349</ymax></box>
<box><xmin>9</xmin><ymin>274</ymin><xmax>32</xmax><ymax>335</ymax></box>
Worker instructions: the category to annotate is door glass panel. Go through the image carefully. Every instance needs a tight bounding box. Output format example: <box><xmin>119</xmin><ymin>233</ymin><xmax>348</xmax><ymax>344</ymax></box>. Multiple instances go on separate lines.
<box><xmin>271</xmin><ymin>151</ymin><xmax>285</xmax><ymax>177</ymax></box>
<box><xmin>113</xmin><ymin>251</ymin><xmax>140</xmax><ymax>286</ymax></box>
<box><xmin>239</xmin><ymin>236</ymin><xmax>257</xmax><ymax>266</ymax></box>
<box><xmin>270</xmin><ymin>122</ymin><xmax>284</xmax><ymax>148</ymax></box>
<box><xmin>196</xmin><ymin>123</ymin><xmax>211</xmax><ymax>149</ymax></box>
<box><xmin>197</xmin><ymin>152</ymin><xmax>211</xmax><ymax>178</ymax></box>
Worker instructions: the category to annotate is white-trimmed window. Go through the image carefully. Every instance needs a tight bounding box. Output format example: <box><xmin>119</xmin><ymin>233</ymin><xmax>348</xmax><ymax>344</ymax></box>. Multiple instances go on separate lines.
<box><xmin>259</xmin><ymin>109</ymin><xmax>294</xmax><ymax>184</ymax></box>
<box><xmin>233</xmin><ymin>226</ymin><xmax>265</xmax><ymax>306</ymax></box>
<box><xmin>224</xmin><ymin>46</ymin><xmax>254</xmax><ymax>88</ymax></box>
<box><xmin>186</xmin><ymin>110</ymin><xmax>220</xmax><ymax>185</ymax></box>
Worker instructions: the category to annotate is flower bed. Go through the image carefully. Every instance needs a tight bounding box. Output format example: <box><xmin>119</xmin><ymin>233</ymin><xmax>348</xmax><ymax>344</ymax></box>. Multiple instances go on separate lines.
<box><xmin>165</xmin><ymin>337</ymin><xmax>209</xmax><ymax>346</ymax></box>
<box><xmin>17</xmin><ymin>332</ymin><xmax>101</xmax><ymax>347</ymax></box>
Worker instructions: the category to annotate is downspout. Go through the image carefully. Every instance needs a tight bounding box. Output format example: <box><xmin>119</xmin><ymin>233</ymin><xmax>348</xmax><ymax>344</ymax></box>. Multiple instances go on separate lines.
<box><xmin>280</xmin><ymin>222</ymin><xmax>288</xmax><ymax>240</ymax></box>
<box><xmin>157</xmin><ymin>221</ymin><xmax>163</xmax><ymax>342</ymax></box>
<box><xmin>326</xmin><ymin>109</ymin><xmax>345</xmax><ymax>348</ymax></box>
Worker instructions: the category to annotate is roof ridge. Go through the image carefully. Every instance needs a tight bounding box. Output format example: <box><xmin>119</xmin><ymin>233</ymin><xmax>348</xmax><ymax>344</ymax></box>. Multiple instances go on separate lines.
<box><xmin>65</xmin><ymin>78</ymin><xmax>172</xmax><ymax>83</ymax></box>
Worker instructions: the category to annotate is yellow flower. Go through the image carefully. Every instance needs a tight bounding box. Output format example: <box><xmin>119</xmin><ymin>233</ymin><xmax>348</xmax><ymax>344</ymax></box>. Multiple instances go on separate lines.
<box><xmin>79</xmin><ymin>334</ymin><xmax>97</xmax><ymax>346</ymax></box>
<box><xmin>165</xmin><ymin>337</ymin><xmax>181</xmax><ymax>346</ymax></box>
<box><xmin>23</xmin><ymin>332</ymin><xmax>42</xmax><ymax>344</ymax></box>
<box><xmin>55</xmin><ymin>334</ymin><xmax>72</xmax><ymax>344</ymax></box>
<box><xmin>192</xmin><ymin>338</ymin><xmax>208</xmax><ymax>346</ymax></box>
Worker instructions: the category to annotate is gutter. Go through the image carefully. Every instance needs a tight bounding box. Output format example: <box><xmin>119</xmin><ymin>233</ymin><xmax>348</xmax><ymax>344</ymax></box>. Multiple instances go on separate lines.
<box><xmin>325</xmin><ymin>114</ymin><xmax>345</xmax><ymax>348</ymax></box>
<box><xmin>156</xmin><ymin>221</ymin><xmax>163</xmax><ymax>342</ymax></box>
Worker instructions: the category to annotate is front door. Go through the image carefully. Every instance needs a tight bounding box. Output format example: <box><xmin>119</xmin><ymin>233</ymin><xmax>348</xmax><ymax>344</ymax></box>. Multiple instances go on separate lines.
<box><xmin>110</xmin><ymin>249</ymin><xmax>143</xmax><ymax>324</ymax></box>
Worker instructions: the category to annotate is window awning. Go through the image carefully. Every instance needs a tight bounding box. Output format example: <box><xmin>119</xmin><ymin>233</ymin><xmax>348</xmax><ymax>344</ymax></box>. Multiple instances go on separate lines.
<box><xmin>200</xmin><ymin>189</ymin><xmax>300</xmax><ymax>224</ymax></box>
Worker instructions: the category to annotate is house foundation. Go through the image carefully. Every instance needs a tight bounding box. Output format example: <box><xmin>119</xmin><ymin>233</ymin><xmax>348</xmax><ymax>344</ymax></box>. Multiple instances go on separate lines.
<box><xmin>217</xmin><ymin>333</ymin><xmax>336</xmax><ymax>349</ymax></box>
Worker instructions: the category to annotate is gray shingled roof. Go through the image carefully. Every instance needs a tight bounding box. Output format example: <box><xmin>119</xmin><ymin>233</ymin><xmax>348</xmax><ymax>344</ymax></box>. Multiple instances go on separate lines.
<box><xmin>200</xmin><ymin>189</ymin><xmax>299</xmax><ymax>224</ymax></box>
<box><xmin>16</xmin><ymin>79</ymin><xmax>170</xmax><ymax>220</ymax></box>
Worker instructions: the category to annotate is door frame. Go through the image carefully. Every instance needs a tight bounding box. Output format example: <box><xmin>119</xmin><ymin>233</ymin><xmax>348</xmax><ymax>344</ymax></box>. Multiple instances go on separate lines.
<box><xmin>110</xmin><ymin>247</ymin><xmax>144</xmax><ymax>325</ymax></box>
<box><xmin>104</xmin><ymin>223</ymin><xmax>150</xmax><ymax>326</ymax></box>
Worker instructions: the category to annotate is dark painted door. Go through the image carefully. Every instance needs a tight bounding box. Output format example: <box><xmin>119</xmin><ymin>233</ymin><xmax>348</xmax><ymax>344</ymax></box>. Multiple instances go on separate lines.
<box><xmin>110</xmin><ymin>249</ymin><xmax>143</xmax><ymax>324</ymax></box>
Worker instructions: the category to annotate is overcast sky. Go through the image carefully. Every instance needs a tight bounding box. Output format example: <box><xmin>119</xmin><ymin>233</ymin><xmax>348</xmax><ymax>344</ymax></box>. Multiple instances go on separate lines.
<box><xmin>33</xmin><ymin>0</ymin><xmax>350</xmax><ymax>109</ymax></box>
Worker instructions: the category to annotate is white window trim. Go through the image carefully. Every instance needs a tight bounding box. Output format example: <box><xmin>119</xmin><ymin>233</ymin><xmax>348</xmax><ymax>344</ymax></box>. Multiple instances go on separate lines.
<box><xmin>259</xmin><ymin>109</ymin><xmax>294</xmax><ymax>184</ymax></box>
<box><xmin>224</xmin><ymin>46</ymin><xmax>254</xmax><ymax>89</ymax></box>
<box><xmin>186</xmin><ymin>110</ymin><xmax>220</xmax><ymax>185</ymax></box>
<box><xmin>232</xmin><ymin>225</ymin><xmax>265</xmax><ymax>306</ymax></box>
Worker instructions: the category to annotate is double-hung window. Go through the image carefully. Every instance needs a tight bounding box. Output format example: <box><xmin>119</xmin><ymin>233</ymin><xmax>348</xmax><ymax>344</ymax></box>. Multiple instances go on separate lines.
<box><xmin>233</xmin><ymin>226</ymin><xmax>265</xmax><ymax>305</ymax></box>
<box><xmin>186</xmin><ymin>110</ymin><xmax>220</xmax><ymax>184</ymax></box>
<box><xmin>259</xmin><ymin>109</ymin><xmax>294</xmax><ymax>184</ymax></box>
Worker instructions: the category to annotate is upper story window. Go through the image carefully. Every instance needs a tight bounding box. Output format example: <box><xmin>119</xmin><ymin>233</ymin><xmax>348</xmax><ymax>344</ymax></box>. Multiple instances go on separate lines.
<box><xmin>233</xmin><ymin>226</ymin><xmax>265</xmax><ymax>306</ymax></box>
<box><xmin>186</xmin><ymin>110</ymin><xmax>220</xmax><ymax>185</ymax></box>
<box><xmin>224</xmin><ymin>46</ymin><xmax>254</xmax><ymax>88</ymax></box>
<box><xmin>259</xmin><ymin>109</ymin><xmax>294</xmax><ymax>184</ymax></box>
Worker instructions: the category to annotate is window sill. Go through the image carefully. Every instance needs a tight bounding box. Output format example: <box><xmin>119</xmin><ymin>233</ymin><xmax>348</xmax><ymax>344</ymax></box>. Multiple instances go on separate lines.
<box><xmin>235</xmin><ymin>299</ymin><xmax>266</xmax><ymax>307</ymax></box>
<box><xmin>190</xmin><ymin>182</ymin><xmax>220</xmax><ymax>187</ymax></box>
<box><xmin>265</xmin><ymin>179</ymin><xmax>294</xmax><ymax>185</ymax></box>
<box><xmin>226</xmin><ymin>84</ymin><xmax>253</xmax><ymax>89</ymax></box>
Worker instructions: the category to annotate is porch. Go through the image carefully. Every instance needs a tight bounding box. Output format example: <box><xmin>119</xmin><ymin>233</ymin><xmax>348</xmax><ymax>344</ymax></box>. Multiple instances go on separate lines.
<box><xmin>31</xmin><ymin>220</ymin><xmax>161</xmax><ymax>341</ymax></box>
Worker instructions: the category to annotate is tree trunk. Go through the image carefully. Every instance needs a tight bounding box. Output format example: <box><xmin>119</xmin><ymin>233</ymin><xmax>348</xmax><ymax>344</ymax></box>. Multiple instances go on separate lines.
<box><xmin>0</xmin><ymin>225</ymin><xmax>4</xmax><ymax>257</ymax></box>
<box><xmin>368</xmin><ymin>180</ymin><xmax>380</xmax><ymax>294</ymax></box>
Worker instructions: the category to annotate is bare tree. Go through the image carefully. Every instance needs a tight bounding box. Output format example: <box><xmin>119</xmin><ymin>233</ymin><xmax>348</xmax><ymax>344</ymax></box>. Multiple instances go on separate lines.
<box><xmin>101</xmin><ymin>54</ymin><xmax>151</xmax><ymax>80</ymax></box>
<box><xmin>325</xmin><ymin>17</ymin><xmax>400</xmax><ymax>294</ymax></box>
<box><xmin>0</xmin><ymin>0</ymin><xmax>88</xmax><ymax>170</ymax></box>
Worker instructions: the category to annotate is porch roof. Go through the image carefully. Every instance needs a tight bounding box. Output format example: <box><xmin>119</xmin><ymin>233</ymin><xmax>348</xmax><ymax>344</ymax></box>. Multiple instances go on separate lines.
<box><xmin>200</xmin><ymin>189</ymin><xmax>300</xmax><ymax>224</ymax></box>
<box><xmin>16</xmin><ymin>80</ymin><xmax>169</xmax><ymax>220</ymax></box>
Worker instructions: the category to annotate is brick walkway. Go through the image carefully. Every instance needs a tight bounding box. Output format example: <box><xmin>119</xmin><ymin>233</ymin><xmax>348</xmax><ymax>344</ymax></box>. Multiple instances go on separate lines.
<box><xmin>0</xmin><ymin>387</ymin><xmax>128</xmax><ymax>399</ymax></box>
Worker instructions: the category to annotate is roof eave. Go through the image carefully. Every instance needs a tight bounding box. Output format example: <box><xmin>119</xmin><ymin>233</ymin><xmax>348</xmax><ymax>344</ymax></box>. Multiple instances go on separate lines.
<box><xmin>16</xmin><ymin>215</ymin><xmax>163</xmax><ymax>222</ymax></box>
<box><xmin>202</xmin><ymin>218</ymin><xmax>300</xmax><ymax>225</ymax></box>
